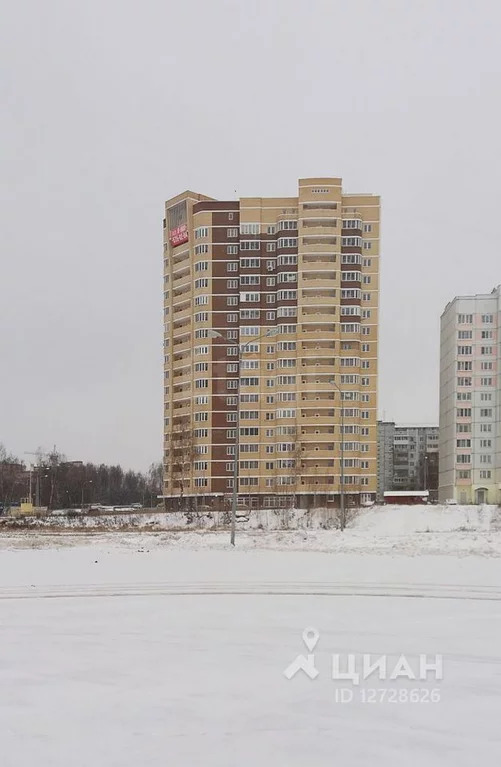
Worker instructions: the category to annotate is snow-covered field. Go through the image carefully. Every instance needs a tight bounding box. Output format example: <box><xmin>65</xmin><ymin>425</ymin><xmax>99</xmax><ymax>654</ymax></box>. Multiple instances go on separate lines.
<box><xmin>1</xmin><ymin>515</ymin><xmax>501</xmax><ymax>766</ymax></box>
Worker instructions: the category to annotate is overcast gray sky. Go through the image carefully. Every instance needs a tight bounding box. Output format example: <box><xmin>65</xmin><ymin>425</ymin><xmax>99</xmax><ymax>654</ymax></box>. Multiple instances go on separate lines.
<box><xmin>1</xmin><ymin>0</ymin><xmax>500</xmax><ymax>470</ymax></box>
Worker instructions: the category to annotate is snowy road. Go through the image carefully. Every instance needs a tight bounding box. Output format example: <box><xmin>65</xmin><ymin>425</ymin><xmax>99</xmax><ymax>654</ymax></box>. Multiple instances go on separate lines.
<box><xmin>1</xmin><ymin>535</ymin><xmax>501</xmax><ymax>766</ymax></box>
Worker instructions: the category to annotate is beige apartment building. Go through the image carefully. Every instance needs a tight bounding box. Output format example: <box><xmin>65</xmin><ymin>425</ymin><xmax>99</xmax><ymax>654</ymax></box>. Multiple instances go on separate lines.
<box><xmin>163</xmin><ymin>177</ymin><xmax>380</xmax><ymax>510</ymax></box>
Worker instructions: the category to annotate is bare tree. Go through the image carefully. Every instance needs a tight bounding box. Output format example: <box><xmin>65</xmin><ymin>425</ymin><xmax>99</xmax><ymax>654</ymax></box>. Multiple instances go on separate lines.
<box><xmin>147</xmin><ymin>461</ymin><xmax>163</xmax><ymax>508</ymax></box>
<box><xmin>170</xmin><ymin>424</ymin><xmax>197</xmax><ymax>512</ymax></box>
<box><xmin>333</xmin><ymin>487</ymin><xmax>360</xmax><ymax>531</ymax></box>
<box><xmin>0</xmin><ymin>444</ymin><xmax>24</xmax><ymax>508</ymax></box>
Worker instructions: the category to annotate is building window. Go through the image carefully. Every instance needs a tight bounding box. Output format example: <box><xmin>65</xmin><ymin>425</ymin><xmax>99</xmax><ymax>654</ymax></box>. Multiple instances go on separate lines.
<box><xmin>227</xmin><ymin>228</ymin><xmax>238</xmax><ymax>237</ymax></box>
<box><xmin>240</xmin><ymin>223</ymin><xmax>260</xmax><ymax>235</ymax></box>
<box><xmin>227</xmin><ymin>245</ymin><xmax>238</xmax><ymax>255</ymax></box>
<box><xmin>227</xmin><ymin>262</ymin><xmax>238</xmax><ymax>272</ymax></box>
<box><xmin>241</xmin><ymin>259</ymin><xmax>260</xmax><ymax>270</ymax></box>
<box><xmin>277</xmin><ymin>237</ymin><xmax>298</xmax><ymax>248</ymax></box>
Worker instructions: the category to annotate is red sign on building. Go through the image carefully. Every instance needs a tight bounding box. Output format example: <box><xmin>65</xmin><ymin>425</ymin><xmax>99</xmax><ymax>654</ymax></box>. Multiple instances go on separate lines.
<box><xmin>169</xmin><ymin>224</ymin><xmax>189</xmax><ymax>247</ymax></box>
<box><xmin>167</xmin><ymin>201</ymin><xmax>189</xmax><ymax>248</ymax></box>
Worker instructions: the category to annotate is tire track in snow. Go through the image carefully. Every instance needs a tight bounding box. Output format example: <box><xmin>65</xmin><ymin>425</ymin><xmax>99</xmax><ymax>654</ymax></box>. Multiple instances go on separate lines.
<box><xmin>1</xmin><ymin>582</ymin><xmax>501</xmax><ymax>601</ymax></box>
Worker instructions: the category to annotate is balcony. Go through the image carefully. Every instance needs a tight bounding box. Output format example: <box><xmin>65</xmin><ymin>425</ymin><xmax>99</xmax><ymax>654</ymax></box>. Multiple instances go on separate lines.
<box><xmin>300</xmin><ymin>410</ymin><xmax>336</xmax><ymax>423</ymax></box>
<box><xmin>300</xmin><ymin>426</ymin><xmax>335</xmax><ymax>436</ymax></box>
<box><xmin>172</xmin><ymin>320</ymin><xmax>191</xmax><ymax>334</ymax></box>
<box><xmin>301</xmin><ymin>271</ymin><xmax>337</xmax><ymax>282</ymax></box>
<box><xmin>301</xmin><ymin>292</ymin><xmax>336</xmax><ymax>304</ymax></box>
<box><xmin>171</xmin><ymin>338</ymin><xmax>191</xmax><ymax>354</ymax></box>
<box><xmin>301</xmin><ymin>359</ymin><xmax>336</xmax><ymax>371</ymax></box>
<box><xmin>301</xmin><ymin>253</ymin><xmax>337</xmax><ymax>266</ymax></box>
<box><xmin>172</xmin><ymin>371</ymin><xmax>192</xmax><ymax>385</ymax></box>
<box><xmin>301</xmin><ymin>340</ymin><xmax>336</xmax><ymax>351</ymax></box>
<box><xmin>300</xmin><ymin>224</ymin><xmax>337</xmax><ymax>237</ymax></box>
<box><xmin>301</xmin><ymin>392</ymin><xmax>335</xmax><ymax>402</ymax></box>
<box><xmin>300</xmin><ymin>240</ymin><xmax>338</xmax><ymax>252</ymax></box>
<box><xmin>301</xmin><ymin>377</ymin><xmax>336</xmax><ymax>389</ymax></box>
<box><xmin>302</xmin><ymin>236</ymin><xmax>337</xmax><ymax>247</ymax></box>
<box><xmin>301</xmin><ymin>308</ymin><xmax>337</xmax><ymax>322</ymax></box>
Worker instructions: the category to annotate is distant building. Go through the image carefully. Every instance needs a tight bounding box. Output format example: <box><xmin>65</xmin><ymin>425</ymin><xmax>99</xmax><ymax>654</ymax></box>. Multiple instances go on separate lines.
<box><xmin>439</xmin><ymin>285</ymin><xmax>501</xmax><ymax>504</ymax></box>
<box><xmin>377</xmin><ymin>422</ymin><xmax>439</xmax><ymax>499</ymax></box>
<box><xmin>377</xmin><ymin>420</ymin><xmax>394</xmax><ymax>500</ymax></box>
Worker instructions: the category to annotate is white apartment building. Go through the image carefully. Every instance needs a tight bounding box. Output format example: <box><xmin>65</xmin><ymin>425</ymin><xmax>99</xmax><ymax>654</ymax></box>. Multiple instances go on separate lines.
<box><xmin>439</xmin><ymin>285</ymin><xmax>501</xmax><ymax>504</ymax></box>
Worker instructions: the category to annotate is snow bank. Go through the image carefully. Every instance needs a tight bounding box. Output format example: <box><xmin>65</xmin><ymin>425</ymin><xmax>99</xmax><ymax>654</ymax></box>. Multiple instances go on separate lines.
<box><xmin>1</xmin><ymin>504</ymin><xmax>501</xmax><ymax>556</ymax></box>
<box><xmin>2</xmin><ymin>503</ymin><xmax>499</xmax><ymax>534</ymax></box>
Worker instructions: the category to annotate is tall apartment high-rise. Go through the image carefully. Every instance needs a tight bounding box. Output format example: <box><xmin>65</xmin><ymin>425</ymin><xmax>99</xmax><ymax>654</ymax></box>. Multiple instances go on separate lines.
<box><xmin>163</xmin><ymin>178</ymin><xmax>380</xmax><ymax>510</ymax></box>
<box><xmin>439</xmin><ymin>286</ymin><xmax>501</xmax><ymax>504</ymax></box>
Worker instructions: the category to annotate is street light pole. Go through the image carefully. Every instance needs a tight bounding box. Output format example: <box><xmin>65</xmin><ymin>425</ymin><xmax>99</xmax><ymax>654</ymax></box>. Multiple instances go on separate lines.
<box><xmin>209</xmin><ymin>327</ymin><xmax>278</xmax><ymax>545</ymax></box>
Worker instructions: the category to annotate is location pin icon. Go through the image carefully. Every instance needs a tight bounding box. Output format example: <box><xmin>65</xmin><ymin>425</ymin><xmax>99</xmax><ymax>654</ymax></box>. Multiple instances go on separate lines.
<box><xmin>302</xmin><ymin>627</ymin><xmax>320</xmax><ymax>652</ymax></box>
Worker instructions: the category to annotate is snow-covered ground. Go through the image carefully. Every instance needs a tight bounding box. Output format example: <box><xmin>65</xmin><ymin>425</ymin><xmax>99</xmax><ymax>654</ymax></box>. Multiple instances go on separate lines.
<box><xmin>3</xmin><ymin>503</ymin><xmax>501</xmax><ymax>556</ymax></box>
<box><xmin>1</xmin><ymin>521</ymin><xmax>501</xmax><ymax>765</ymax></box>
